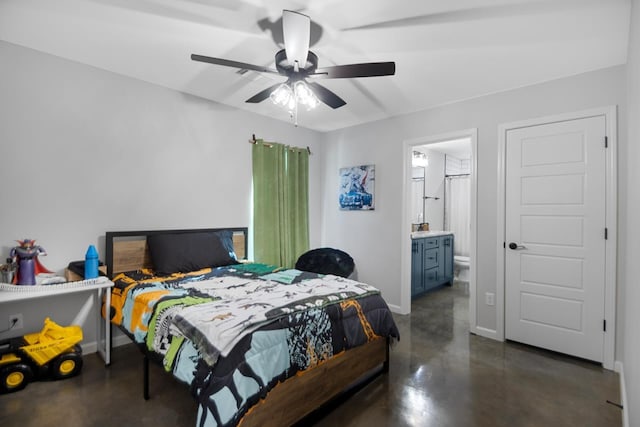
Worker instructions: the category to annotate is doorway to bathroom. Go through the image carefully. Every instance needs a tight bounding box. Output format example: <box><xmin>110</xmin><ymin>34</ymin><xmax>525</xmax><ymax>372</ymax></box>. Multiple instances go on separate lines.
<box><xmin>401</xmin><ymin>129</ymin><xmax>478</xmax><ymax>334</ymax></box>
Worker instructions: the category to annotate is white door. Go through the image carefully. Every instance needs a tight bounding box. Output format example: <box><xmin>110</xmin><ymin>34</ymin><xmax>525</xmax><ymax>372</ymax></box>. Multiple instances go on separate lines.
<box><xmin>505</xmin><ymin>115</ymin><xmax>606</xmax><ymax>362</ymax></box>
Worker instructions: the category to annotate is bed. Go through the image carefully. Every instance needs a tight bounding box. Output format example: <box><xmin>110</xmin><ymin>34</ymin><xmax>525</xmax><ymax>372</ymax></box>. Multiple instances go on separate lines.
<box><xmin>104</xmin><ymin>227</ymin><xmax>399</xmax><ymax>427</ymax></box>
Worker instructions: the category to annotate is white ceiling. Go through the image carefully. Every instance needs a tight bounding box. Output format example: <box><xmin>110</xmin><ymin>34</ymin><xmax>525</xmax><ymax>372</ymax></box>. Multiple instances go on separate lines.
<box><xmin>0</xmin><ymin>0</ymin><xmax>631</xmax><ymax>132</ymax></box>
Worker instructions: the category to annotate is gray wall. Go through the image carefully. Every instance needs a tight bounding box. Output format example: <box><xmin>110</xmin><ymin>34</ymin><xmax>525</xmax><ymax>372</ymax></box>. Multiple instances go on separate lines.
<box><xmin>319</xmin><ymin>65</ymin><xmax>627</xmax><ymax>336</ymax></box>
<box><xmin>0</xmin><ymin>41</ymin><xmax>325</xmax><ymax>348</ymax></box>
<box><xmin>623</xmin><ymin>0</ymin><xmax>640</xmax><ymax>424</ymax></box>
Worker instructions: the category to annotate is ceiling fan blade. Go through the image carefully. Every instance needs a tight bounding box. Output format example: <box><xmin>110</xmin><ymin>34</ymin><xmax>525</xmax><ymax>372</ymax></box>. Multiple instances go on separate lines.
<box><xmin>342</xmin><ymin>3</ymin><xmax>585</xmax><ymax>31</ymax></box>
<box><xmin>308</xmin><ymin>82</ymin><xmax>346</xmax><ymax>109</ymax></box>
<box><xmin>191</xmin><ymin>54</ymin><xmax>278</xmax><ymax>74</ymax></box>
<box><xmin>313</xmin><ymin>62</ymin><xmax>395</xmax><ymax>79</ymax></box>
<box><xmin>245</xmin><ymin>83</ymin><xmax>283</xmax><ymax>103</ymax></box>
<box><xmin>282</xmin><ymin>10</ymin><xmax>310</xmax><ymax>67</ymax></box>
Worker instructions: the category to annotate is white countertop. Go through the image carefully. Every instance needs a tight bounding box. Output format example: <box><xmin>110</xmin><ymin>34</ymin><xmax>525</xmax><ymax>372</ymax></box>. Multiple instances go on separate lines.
<box><xmin>411</xmin><ymin>231</ymin><xmax>454</xmax><ymax>239</ymax></box>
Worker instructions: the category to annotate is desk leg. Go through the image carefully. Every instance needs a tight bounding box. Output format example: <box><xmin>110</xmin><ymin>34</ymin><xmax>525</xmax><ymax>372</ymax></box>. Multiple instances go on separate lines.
<box><xmin>105</xmin><ymin>287</ymin><xmax>111</xmax><ymax>365</ymax></box>
<box><xmin>96</xmin><ymin>287</ymin><xmax>111</xmax><ymax>366</ymax></box>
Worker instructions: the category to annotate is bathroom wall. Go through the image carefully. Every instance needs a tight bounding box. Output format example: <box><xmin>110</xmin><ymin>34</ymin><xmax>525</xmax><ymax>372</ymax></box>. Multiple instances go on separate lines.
<box><xmin>445</xmin><ymin>156</ymin><xmax>471</xmax><ymax>175</ymax></box>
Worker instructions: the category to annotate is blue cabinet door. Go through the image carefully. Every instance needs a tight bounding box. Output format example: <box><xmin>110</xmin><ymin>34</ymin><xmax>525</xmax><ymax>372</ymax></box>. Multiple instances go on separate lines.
<box><xmin>423</xmin><ymin>237</ymin><xmax>440</xmax><ymax>292</ymax></box>
<box><xmin>441</xmin><ymin>235</ymin><xmax>454</xmax><ymax>284</ymax></box>
<box><xmin>411</xmin><ymin>239</ymin><xmax>424</xmax><ymax>296</ymax></box>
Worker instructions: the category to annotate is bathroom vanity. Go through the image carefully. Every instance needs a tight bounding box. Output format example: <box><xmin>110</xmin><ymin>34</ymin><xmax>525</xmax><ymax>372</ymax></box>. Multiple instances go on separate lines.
<box><xmin>411</xmin><ymin>231</ymin><xmax>454</xmax><ymax>298</ymax></box>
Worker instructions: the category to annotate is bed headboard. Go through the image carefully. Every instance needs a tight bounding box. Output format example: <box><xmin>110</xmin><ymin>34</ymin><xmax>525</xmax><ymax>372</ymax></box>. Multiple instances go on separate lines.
<box><xmin>105</xmin><ymin>227</ymin><xmax>248</xmax><ymax>278</ymax></box>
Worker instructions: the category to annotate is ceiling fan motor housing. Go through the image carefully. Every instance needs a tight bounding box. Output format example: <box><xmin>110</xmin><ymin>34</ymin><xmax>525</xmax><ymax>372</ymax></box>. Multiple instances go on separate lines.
<box><xmin>275</xmin><ymin>49</ymin><xmax>318</xmax><ymax>77</ymax></box>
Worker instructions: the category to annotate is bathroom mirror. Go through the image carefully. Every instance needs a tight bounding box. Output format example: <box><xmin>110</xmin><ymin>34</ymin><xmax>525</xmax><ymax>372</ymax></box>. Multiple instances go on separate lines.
<box><xmin>411</xmin><ymin>150</ymin><xmax>430</xmax><ymax>230</ymax></box>
<box><xmin>411</xmin><ymin>166</ymin><xmax>425</xmax><ymax>227</ymax></box>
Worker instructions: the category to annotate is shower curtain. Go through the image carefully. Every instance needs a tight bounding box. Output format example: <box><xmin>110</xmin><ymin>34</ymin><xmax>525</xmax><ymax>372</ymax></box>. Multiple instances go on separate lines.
<box><xmin>445</xmin><ymin>176</ymin><xmax>470</xmax><ymax>257</ymax></box>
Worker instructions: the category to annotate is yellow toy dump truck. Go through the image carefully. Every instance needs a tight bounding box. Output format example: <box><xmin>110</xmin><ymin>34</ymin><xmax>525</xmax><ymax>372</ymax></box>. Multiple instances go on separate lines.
<box><xmin>0</xmin><ymin>317</ymin><xmax>83</xmax><ymax>393</ymax></box>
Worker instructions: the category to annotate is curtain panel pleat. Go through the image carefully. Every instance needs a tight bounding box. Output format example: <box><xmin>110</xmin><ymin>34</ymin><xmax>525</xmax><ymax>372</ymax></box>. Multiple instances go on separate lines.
<box><xmin>252</xmin><ymin>142</ymin><xmax>309</xmax><ymax>268</ymax></box>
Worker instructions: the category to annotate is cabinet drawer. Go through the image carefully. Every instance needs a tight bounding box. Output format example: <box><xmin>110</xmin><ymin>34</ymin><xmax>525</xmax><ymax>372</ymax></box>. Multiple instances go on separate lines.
<box><xmin>424</xmin><ymin>267</ymin><xmax>439</xmax><ymax>283</ymax></box>
<box><xmin>424</xmin><ymin>238</ymin><xmax>439</xmax><ymax>249</ymax></box>
<box><xmin>424</xmin><ymin>248</ymin><xmax>439</xmax><ymax>269</ymax></box>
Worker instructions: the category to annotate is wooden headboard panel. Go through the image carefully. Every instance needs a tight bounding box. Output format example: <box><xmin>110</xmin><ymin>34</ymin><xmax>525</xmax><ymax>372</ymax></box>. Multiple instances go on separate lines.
<box><xmin>105</xmin><ymin>227</ymin><xmax>248</xmax><ymax>278</ymax></box>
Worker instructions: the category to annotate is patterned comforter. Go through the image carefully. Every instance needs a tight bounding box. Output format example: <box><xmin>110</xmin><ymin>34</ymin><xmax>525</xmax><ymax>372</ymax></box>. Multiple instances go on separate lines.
<box><xmin>109</xmin><ymin>263</ymin><xmax>400</xmax><ymax>427</ymax></box>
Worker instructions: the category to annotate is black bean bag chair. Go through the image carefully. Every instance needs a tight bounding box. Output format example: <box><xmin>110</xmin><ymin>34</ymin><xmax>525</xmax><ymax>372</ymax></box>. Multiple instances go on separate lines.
<box><xmin>295</xmin><ymin>248</ymin><xmax>355</xmax><ymax>278</ymax></box>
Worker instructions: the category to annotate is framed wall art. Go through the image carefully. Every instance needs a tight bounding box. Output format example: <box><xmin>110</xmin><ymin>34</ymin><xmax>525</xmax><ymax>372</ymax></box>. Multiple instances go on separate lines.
<box><xmin>339</xmin><ymin>164</ymin><xmax>375</xmax><ymax>211</ymax></box>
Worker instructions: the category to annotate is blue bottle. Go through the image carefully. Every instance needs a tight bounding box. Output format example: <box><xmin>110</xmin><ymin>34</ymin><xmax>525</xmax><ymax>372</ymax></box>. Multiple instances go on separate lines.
<box><xmin>85</xmin><ymin>245</ymin><xmax>99</xmax><ymax>279</ymax></box>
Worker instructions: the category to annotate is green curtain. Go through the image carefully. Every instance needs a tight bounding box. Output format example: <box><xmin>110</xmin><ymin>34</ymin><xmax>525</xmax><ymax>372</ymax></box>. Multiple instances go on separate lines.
<box><xmin>252</xmin><ymin>141</ymin><xmax>309</xmax><ymax>268</ymax></box>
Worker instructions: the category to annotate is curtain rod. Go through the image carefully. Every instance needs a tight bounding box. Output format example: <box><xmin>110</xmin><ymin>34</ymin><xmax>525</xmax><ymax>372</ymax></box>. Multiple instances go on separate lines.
<box><xmin>249</xmin><ymin>134</ymin><xmax>312</xmax><ymax>155</ymax></box>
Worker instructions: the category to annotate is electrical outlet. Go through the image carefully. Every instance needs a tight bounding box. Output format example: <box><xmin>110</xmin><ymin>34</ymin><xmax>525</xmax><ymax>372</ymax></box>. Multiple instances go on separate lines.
<box><xmin>9</xmin><ymin>313</ymin><xmax>23</xmax><ymax>330</ymax></box>
<box><xmin>485</xmin><ymin>293</ymin><xmax>495</xmax><ymax>306</ymax></box>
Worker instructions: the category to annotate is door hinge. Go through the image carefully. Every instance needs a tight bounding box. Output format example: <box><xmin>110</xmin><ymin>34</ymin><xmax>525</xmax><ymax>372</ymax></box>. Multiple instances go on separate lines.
<box><xmin>503</xmin><ymin>242</ymin><xmax>506</xmax><ymax>249</ymax></box>
<box><xmin>603</xmin><ymin>319</ymin><xmax>607</xmax><ymax>332</ymax></box>
<box><xmin>605</xmin><ymin>136</ymin><xmax>608</xmax><ymax>148</ymax></box>
<box><xmin>605</xmin><ymin>228</ymin><xmax>608</xmax><ymax>240</ymax></box>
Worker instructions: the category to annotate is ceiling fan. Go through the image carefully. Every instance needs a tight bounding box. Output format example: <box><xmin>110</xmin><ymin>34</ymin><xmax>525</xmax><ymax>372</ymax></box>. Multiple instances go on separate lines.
<box><xmin>191</xmin><ymin>10</ymin><xmax>395</xmax><ymax>112</ymax></box>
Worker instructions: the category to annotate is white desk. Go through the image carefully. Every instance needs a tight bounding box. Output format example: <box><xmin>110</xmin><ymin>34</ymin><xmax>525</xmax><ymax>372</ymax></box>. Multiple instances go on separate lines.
<box><xmin>0</xmin><ymin>277</ymin><xmax>114</xmax><ymax>365</ymax></box>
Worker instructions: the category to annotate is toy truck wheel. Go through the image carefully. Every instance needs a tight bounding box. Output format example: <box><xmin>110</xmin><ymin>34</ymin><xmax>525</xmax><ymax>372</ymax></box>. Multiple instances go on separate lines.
<box><xmin>1</xmin><ymin>363</ymin><xmax>33</xmax><ymax>393</ymax></box>
<box><xmin>51</xmin><ymin>352</ymin><xmax>83</xmax><ymax>380</ymax></box>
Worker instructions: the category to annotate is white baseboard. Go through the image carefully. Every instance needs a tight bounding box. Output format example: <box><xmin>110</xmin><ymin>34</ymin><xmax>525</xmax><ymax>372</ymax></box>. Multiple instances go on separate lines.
<box><xmin>388</xmin><ymin>303</ymin><xmax>407</xmax><ymax>315</ymax></box>
<box><xmin>80</xmin><ymin>334</ymin><xmax>133</xmax><ymax>355</ymax></box>
<box><xmin>80</xmin><ymin>341</ymin><xmax>98</xmax><ymax>354</ymax></box>
<box><xmin>472</xmin><ymin>325</ymin><xmax>499</xmax><ymax>341</ymax></box>
<box><xmin>615</xmin><ymin>361</ymin><xmax>629</xmax><ymax>427</ymax></box>
<box><xmin>113</xmin><ymin>333</ymin><xmax>133</xmax><ymax>347</ymax></box>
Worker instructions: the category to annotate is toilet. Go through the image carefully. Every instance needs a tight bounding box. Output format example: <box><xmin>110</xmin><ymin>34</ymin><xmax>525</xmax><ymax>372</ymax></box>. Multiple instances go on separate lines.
<box><xmin>453</xmin><ymin>256</ymin><xmax>470</xmax><ymax>282</ymax></box>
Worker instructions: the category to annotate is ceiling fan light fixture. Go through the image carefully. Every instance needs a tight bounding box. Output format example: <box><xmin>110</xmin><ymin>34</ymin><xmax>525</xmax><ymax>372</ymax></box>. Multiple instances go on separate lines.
<box><xmin>293</xmin><ymin>80</ymin><xmax>319</xmax><ymax>110</ymax></box>
<box><xmin>270</xmin><ymin>83</ymin><xmax>295</xmax><ymax>109</ymax></box>
<box><xmin>270</xmin><ymin>81</ymin><xmax>319</xmax><ymax>113</ymax></box>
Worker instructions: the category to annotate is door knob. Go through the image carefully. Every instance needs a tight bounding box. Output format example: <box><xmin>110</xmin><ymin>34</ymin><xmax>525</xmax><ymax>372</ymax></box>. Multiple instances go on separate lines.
<box><xmin>508</xmin><ymin>242</ymin><xmax>526</xmax><ymax>250</ymax></box>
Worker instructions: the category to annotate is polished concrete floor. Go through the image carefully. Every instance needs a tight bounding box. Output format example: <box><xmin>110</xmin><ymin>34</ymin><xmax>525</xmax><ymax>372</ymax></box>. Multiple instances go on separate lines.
<box><xmin>0</xmin><ymin>281</ymin><xmax>621</xmax><ymax>426</ymax></box>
